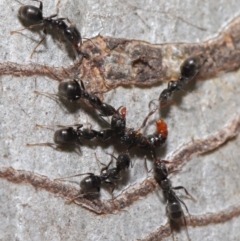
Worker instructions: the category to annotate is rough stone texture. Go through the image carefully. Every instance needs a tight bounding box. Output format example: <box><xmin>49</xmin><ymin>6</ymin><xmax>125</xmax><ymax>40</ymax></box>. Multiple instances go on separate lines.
<box><xmin>0</xmin><ymin>1</ymin><xmax>240</xmax><ymax>241</ymax></box>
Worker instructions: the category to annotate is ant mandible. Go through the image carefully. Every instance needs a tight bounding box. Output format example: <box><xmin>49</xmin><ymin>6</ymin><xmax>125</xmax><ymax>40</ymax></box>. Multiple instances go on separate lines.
<box><xmin>11</xmin><ymin>0</ymin><xmax>82</xmax><ymax>58</ymax></box>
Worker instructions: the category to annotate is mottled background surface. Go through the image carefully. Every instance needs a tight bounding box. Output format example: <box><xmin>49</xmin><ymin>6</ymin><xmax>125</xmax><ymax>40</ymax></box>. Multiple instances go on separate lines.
<box><xmin>0</xmin><ymin>0</ymin><xmax>240</xmax><ymax>240</ymax></box>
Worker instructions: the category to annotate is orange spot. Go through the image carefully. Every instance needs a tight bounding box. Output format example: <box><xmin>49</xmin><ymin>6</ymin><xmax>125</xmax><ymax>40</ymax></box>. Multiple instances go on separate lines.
<box><xmin>120</xmin><ymin>107</ymin><xmax>126</xmax><ymax>118</ymax></box>
<box><xmin>156</xmin><ymin>119</ymin><xmax>168</xmax><ymax>138</ymax></box>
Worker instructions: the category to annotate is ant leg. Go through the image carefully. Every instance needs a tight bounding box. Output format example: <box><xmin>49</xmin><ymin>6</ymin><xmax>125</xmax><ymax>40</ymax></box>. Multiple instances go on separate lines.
<box><xmin>65</xmin><ymin>193</ymin><xmax>85</xmax><ymax>204</ymax></box>
<box><xmin>95</xmin><ymin>153</ymin><xmax>113</xmax><ymax>174</ymax></box>
<box><xmin>31</xmin><ymin>0</ymin><xmax>43</xmax><ymax>10</ymax></box>
<box><xmin>42</xmin><ymin>66</ymin><xmax>63</xmax><ymax>81</ymax></box>
<box><xmin>26</xmin><ymin>142</ymin><xmax>59</xmax><ymax>149</ymax></box>
<box><xmin>54</xmin><ymin>172</ymin><xmax>95</xmax><ymax>181</ymax></box>
<box><xmin>35</xmin><ymin>123</ymin><xmax>83</xmax><ymax>130</ymax></box>
<box><xmin>10</xmin><ymin>22</ymin><xmax>45</xmax><ymax>35</ymax></box>
<box><xmin>65</xmin><ymin>191</ymin><xmax>100</xmax><ymax>204</ymax></box>
<box><xmin>175</xmin><ymin>195</ymin><xmax>190</xmax><ymax>217</ymax></box>
<box><xmin>144</xmin><ymin>156</ymin><xmax>152</xmax><ymax>173</ymax></box>
<box><xmin>94</xmin><ymin>152</ymin><xmax>107</xmax><ymax>167</ymax></box>
<box><xmin>182</xmin><ymin>214</ymin><xmax>191</xmax><ymax>241</ymax></box>
<box><xmin>148</xmin><ymin>99</ymin><xmax>158</xmax><ymax>109</ymax></box>
<box><xmin>34</xmin><ymin>90</ymin><xmax>59</xmax><ymax>102</ymax></box>
<box><xmin>29</xmin><ymin>29</ymin><xmax>47</xmax><ymax>58</ymax></box>
<box><xmin>105</xmin><ymin>152</ymin><xmax>118</xmax><ymax>162</ymax></box>
<box><xmin>35</xmin><ymin>123</ymin><xmax>55</xmax><ymax>131</ymax></box>
<box><xmin>55</xmin><ymin>124</ymin><xmax>83</xmax><ymax>129</ymax></box>
<box><xmin>82</xmin><ymin>37</ymin><xmax>98</xmax><ymax>48</ymax></box>
<box><xmin>27</xmin><ymin>141</ymin><xmax>82</xmax><ymax>154</ymax></box>
<box><xmin>173</xmin><ymin>186</ymin><xmax>196</xmax><ymax>202</ymax></box>
<box><xmin>137</xmin><ymin>107</ymin><xmax>158</xmax><ymax>133</ymax></box>
<box><xmin>63</xmin><ymin>17</ymin><xmax>73</xmax><ymax>25</ymax></box>
<box><xmin>104</xmin><ymin>180</ymin><xmax>116</xmax><ymax>198</ymax></box>
<box><xmin>55</xmin><ymin>0</ymin><xmax>60</xmax><ymax>14</ymax></box>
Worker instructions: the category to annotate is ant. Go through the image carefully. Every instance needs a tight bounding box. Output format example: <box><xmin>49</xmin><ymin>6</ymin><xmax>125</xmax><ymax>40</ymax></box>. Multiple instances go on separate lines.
<box><xmin>153</xmin><ymin>158</ymin><xmax>196</xmax><ymax>240</ymax></box>
<box><xmin>159</xmin><ymin>54</ymin><xmax>207</xmax><ymax>107</ymax></box>
<box><xmin>11</xmin><ymin>0</ymin><xmax>82</xmax><ymax>58</ymax></box>
<box><xmin>55</xmin><ymin>152</ymin><xmax>131</xmax><ymax>200</ymax></box>
<box><xmin>27</xmin><ymin>124</ymin><xmax>115</xmax><ymax>151</ymax></box>
<box><xmin>142</xmin><ymin>54</ymin><xmax>206</xmax><ymax>145</ymax></box>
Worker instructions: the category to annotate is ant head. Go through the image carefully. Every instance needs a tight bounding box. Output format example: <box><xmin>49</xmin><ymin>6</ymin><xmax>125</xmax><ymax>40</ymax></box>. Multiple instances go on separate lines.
<box><xmin>54</xmin><ymin>127</ymin><xmax>78</xmax><ymax>145</ymax></box>
<box><xmin>156</xmin><ymin>119</ymin><xmax>168</xmax><ymax>138</ymax></box>
<box><xmin>80</xmin><ymin>174</ymin><xmax>101</xmax><ymax>193</ymax></box>
<box><xmin>58</xmin><ymin>80</ymin><xmax>82</xmax><ymax>101</ymax></box>
<box><xmin>180</xmin><ymin>54</ymin><xmax>206</xmax><ymax>79</ymax></box>
<box><xmin>18</xmin><ymin>5</ymin><xmax>43</xmax><ymax>24</ymax></box>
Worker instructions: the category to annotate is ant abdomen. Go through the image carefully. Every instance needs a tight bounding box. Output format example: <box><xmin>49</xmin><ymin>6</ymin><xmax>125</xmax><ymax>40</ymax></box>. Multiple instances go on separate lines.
<box><xmin>167</xmin><ymin>200</ymin><xmax>183</xmax><ymax>221</ymax></box>
<box><xmin>18</xmin><ymin>4</ymin><xmax>43</xmax><ymax>24</ymax></box>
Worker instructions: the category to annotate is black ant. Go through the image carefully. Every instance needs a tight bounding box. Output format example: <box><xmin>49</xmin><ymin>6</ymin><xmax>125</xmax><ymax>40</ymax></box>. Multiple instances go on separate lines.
<box><xmin>159</xmin><ymin>54</ymin><xmax>207</xmax><ymax>107</ymax></box>
<box><xmin>11</xmin><ymin>0</ymin><xmax>82</xmax><ymax>58</ymax></box>
<box><xmin>55</xmin><ymin>153</ymin><xmax>131</xmax><ymax>200</ymax></box>
<box><xmin>154</xmin><ymin>158</ymin><xmax>196</xmax><ymax>240</ymax></box>
<box><xmin>26</xmin><ymin>124</ymin><xmax>115</xmax><ymax>151</ymax></box>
